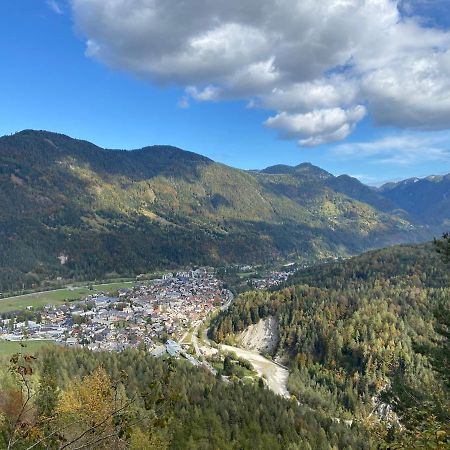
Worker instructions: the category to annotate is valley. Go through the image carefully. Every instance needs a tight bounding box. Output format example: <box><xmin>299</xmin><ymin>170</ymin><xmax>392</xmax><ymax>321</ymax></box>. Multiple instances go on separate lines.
<box><xmin>3</xmin><ymin>2</ymin><xmax>450</xmax><ymax>447</ymax></box>
<box><xmin>3</xmin><ymin>240</ymin><xmax>447</xmax><ymax>448</ymax></box>
<box><xmin>0</xmin><ymin>130</ymin><xmax>449</xmax><ymax>449</ymax></box>
<box><xmin>1</xmin><ymin>130</ymin><xmax>446</xmax><ymax>294</ymax></box>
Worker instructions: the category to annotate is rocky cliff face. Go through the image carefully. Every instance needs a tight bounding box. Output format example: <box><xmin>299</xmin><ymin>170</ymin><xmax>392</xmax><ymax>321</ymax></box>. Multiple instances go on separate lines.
<box><xmin>237</xmin><ymin>316</ymin><xmax>279</xmax><ymax>355</ymax></box>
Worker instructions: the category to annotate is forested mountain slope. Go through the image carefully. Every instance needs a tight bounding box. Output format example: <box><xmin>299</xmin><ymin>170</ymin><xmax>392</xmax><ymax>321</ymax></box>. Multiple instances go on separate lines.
<box><xmin>0</xmin><ymin>130</ymin><xmax>437</xmax><ymax>291</ymax></box>
<box><xmin>0</xmin><ymin>347</ymin><xmax>374</xmax><ymax>449</ymax></box>
<box><xmin>285</xmin><ymin>242</ymin><xmax>450</xmax><ymax>289</ymax></box>
<box><xmin>209</xmin><ymin>243</ymin><xmax>450</xmax><ymax>447</ymax></box>
<box><xmin>258</xmin><ymin>164</ymin><xmax>399</xmax><ymax>214</ymax></box>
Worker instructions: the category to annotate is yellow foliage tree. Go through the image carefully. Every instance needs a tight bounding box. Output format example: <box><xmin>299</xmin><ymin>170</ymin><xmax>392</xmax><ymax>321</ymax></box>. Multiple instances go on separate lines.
<box><xmin>57</xmin><ymin>366</ymin><xmax>116</xmax><ymax>425</ymax></box>
<box><xmin>55</xmin><ymin>366</ymin><xmax>128</xmax><ymax>449</ymax></box>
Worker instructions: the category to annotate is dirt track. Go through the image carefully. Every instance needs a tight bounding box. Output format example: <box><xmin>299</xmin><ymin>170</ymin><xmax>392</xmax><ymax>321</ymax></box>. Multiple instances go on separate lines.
<box><xmin>220</xmin><ymin>344</ymin><xmax>290</xmax><ymax>398</ymax></box>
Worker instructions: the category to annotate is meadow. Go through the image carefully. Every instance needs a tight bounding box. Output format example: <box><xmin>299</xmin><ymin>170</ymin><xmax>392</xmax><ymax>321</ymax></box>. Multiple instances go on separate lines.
<box><xmin>0</xmin><ymin>281</ymin><xmax>136</xmax><ymax>313</ymax></box>
<box><xmin>0</xmin><ymin>339</ymin><xmax>56</xmax><ymax>356</ymax></box>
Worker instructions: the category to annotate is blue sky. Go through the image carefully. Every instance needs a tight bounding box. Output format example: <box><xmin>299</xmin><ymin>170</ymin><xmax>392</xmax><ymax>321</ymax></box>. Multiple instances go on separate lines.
<box><xmin>1</xmin><ymin>1</ymin><xmax>450</xmax><ymax>185</ymax></box>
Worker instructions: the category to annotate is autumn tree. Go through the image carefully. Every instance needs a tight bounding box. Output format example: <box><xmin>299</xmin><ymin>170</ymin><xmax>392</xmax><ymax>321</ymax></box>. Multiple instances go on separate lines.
<box><xmin>52</xmin><ymin>366</ymin><xmax>130</xmax><ymax>449</ymax></box>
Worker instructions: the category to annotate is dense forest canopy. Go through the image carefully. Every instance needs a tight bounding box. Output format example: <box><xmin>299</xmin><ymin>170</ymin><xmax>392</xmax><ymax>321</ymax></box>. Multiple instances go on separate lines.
<box><xmin>283</xmin><ymin>242</ymin><xmax>450</xmax><ymax>289</ymax></box>
<box><xmin>209</xmin><ymin>241</ymin><xmax>450</xmax><ymax>447</ymax></box>
<box><xmin>0</xmin><ymin>347</ymin><xmax>374</xmax><ymax>449</ymax></box>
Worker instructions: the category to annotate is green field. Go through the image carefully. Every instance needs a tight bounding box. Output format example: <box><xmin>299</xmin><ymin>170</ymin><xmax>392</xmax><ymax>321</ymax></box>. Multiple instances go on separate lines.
<box><xmin>237</xmin><ymin>271</ymin><xmax>258</xmax><ymax>279</ymax></box>
<box><xmin>0</xmin><ymin>281</ymin><xmax>136</xmax><ymax>313</ymax></box>
<box><xmin>0</xmin><ymin>340</ymin><xmax>56</xmax><ymax>356</ymax></box>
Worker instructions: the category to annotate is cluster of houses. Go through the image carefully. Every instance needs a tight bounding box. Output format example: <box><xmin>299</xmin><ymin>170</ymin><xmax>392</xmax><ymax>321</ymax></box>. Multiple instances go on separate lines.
<box><xmin>0</xmin><ymin>268</ymin><xmax>229</xmax><ymax>356</ymax></box>
<box><xmin>250</xmin><ymin>270</ymin><xmax>296</xmax><ymax>290</ymax></box>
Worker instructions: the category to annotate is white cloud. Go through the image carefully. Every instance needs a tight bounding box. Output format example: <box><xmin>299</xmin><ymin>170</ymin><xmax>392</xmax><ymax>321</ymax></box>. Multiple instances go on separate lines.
<box><xmin>47</xmin><ymin>0</ymin><xmax>63</xmax><ymax>14</ymax></box>
<box><xmin>362</xmin><ymin>51</ymin><xmax>450</xmax><ymax>129</ymax></box>
<box><xmin>261</xmin><ymin>77</ymin><xmax>359</xmax><ymax>113</ymax></box>
<box><xmin>333</xmin><ymin>133</ymin><xmax>450</xmax><ymax>165</ymax></box>
<box><xmin>71</xmin><ymin>0</ymin><xmax>450</xmax><ymax>146</ymax></box>
<box><xmin>186</xmin><ymin>85</ymin><xmax>222</xmax><ymax>102</ymax></box>
<box><xmin>265</xmin><ymin>106</ymin><xmax>366</xmax><ymax>146</ymax></box>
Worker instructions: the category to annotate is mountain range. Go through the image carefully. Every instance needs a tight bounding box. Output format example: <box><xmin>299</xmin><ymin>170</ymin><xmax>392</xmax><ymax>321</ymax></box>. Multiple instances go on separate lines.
<box><xmin>380</xmin><ymin>173</ymin><xmax>450</xmax><ymax>224</ymax></box>
<box><xmin>0</xmin><ymin>130</ymin><xmax>448</xmax><ymax>291</ymax></box>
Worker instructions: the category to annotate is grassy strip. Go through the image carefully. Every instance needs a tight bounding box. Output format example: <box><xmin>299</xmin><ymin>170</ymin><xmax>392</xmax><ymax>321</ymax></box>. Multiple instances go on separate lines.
<box><xmin>0</xmin><ymin>281</ymin><xmax>136</xmax><ymax>313</ymax></box>
<box><xmin>0</xmin><ymin>340</ymin><xmax>56</xmax><ymax>356</ymax></box>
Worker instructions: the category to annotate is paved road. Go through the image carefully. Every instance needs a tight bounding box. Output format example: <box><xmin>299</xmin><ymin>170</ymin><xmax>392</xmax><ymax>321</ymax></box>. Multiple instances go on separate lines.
<box><xmin>192</xmin><ymin>321</ymin><xmax>202</xmax><ymax>357</ymax></box>
<box><xmin>192</xmin><ymin>290</ymin><xmax>234</xmax><ymax>357</ymax></box>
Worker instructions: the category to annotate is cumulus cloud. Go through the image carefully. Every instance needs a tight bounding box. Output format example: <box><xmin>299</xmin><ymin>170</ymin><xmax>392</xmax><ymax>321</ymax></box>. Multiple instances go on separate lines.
<box><xmin>71</xmin><ymin>0</ymin><xmax>450</xmax><ymax>146</ymax></box>
<box><xmin>265</xmin><ymin>106</ymin><xmax>366</xmax><ymax>146</ymax></box>
<box><xmin>260</xmin><ymin>77</ymin><xmax>359</xmax><ymax>113</ymax></box>
<box><xmin>362</xmin><ymin>51</ymin><xmax>450</xmax><ymax>129</ymax></box>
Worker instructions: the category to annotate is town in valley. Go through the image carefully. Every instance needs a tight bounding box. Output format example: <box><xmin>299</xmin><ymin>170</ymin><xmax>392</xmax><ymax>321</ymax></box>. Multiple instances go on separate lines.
<box><xmin>0</xmin><ymin>266</ymin><xmax>294</xmax><ymax>363</ymax></box>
